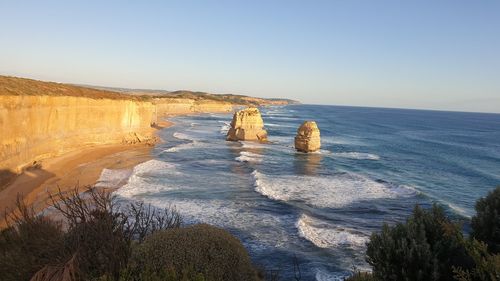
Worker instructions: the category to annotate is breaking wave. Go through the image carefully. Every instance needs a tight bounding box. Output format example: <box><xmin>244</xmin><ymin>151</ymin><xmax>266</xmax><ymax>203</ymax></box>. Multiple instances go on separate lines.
<box><xmin>114</xmin><ymin>160</ymin><xmax>180</xmax><ymax>198</ymax></box>
<box><xmin>219</xmin><ymin>121</ymin><xmax>231</xmax><ymax>134</ymax></box>
<box><xmin>296</xmin><ymin>214</ymin><xmax>369</xmax><ymax>248</ymax></box>
<box><xmin>330</xmin><ymin>152</ymin><xmax>380</xmax><ymax>160</ymax></box>
<box><xmin>95</xmin><ymin>168</ymin><xmax>133</xmax><ymax>188</ymax></box>
<box><xmin>236</xmin><ymin>151</ymin><xmax>263</xmax><ymax>163</ymax></box>
<box><xmin>173</xmin><ymin>132</ymin><xmax>195</xmax><ymax>141</ymax></box>
<box><xmin>315</xmin><ymin>270</ymin><xmax>351</xmax><ymax>281</ymax></box>
<box><xmin>252</xmin><ymin>170</ymin><xmax>416</xmax><ymax>208</ymax></box>
<box><xmin>163</xmin><ymin>141</ymin><xmax>200</xmax><ymax>153</ymax></box>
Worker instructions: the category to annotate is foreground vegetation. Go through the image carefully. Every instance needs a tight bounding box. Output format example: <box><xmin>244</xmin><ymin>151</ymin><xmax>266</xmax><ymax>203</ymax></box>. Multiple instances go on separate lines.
<box><xmin>1</xmin><ymin>185</ymin><xmax>499</xmax><ymax>281</ymax></box>
<box><xmin>347</xmin><ymin>186</ymin><xmax>500</xmax><ymax>281</ymax></box>
<box><xmin>0</xmin><ymin>187</ymin><xmax>261</xmax><ymax>281</ymax></box>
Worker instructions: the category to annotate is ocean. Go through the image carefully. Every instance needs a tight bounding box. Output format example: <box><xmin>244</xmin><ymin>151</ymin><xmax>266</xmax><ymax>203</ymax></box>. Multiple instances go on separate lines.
<box><xmin>105</xmin><ymin>105</ymin><xmax>500</xmax><ymax>280</ymax></box>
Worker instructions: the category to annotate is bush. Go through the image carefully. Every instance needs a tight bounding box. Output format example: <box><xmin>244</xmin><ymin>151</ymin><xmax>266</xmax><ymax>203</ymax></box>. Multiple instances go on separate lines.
<box><xmin>471</xmin><ymin>186</ymin><xmax>500</xmax><ymax>254</ymax></box>
<box><xmin>453</xmin><ymin>239</ymin><xmax>500</xmax><ymax>281</ymax></box>
<box><xmin>0</xmin><ymin>199</ymin><xmax>65</xmax><ymax>281</ymax></box>
<box><xmin>128</xmin><ymin>224</ymin><xmax>260</xmax><ymax>281</ymax></box>
<box><xmin>0</xmin><ymin>186</ymin><xmax>182</xmax><ymax>281</ymax></box>
<box><xmin>366</xmin><ymin>204</ymin><xmax>472</xmax><ymax>281</ymax></box>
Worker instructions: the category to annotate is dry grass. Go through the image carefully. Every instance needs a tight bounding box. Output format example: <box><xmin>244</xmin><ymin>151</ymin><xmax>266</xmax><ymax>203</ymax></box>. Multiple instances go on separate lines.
<box><xmin>0</xmin><ymin>75</ymin><xmax>298</xmax><ymax>105</ymax></box>
<box><xmin>0</xmin><ymin>76</ymin><xmax>143</xmax><ymax>100</ymax></box>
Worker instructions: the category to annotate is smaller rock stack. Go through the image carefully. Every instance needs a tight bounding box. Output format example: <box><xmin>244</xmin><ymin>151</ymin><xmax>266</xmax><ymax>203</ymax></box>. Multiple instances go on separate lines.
<box><xmin>295</xmin><ymin>121</ymin><xmax>321</xmax><ymax>152</ymax></box>
<box><xmin>227</xmin><ymin>107</ymin><xmax>268</xmax><ymax>141</ymax></box>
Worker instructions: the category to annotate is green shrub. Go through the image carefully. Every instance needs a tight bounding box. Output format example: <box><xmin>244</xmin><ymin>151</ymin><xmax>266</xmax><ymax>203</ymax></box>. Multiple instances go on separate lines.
<box><xmin>472</xmin><ymin>186</ymin><xmax>500</xmax><ymax>254</ymax></box>
<box><xmin>128</xmin><ymin>224</ymin><xmax>260</xmax><ymax>281</ymax></box>
<box><xmin>366</xmin><ymin>204</ymin><xmax>472</xmax><ymax>281</ymax></box>
<box><xmin>453</xmin><ymin>239</ymin><xmax>500</xmax><ymax>281</ymax></box>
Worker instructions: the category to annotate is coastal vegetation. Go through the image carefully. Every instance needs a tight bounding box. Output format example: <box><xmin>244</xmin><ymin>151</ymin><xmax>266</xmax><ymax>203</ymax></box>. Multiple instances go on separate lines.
<box><xmin>347</xmin><ymin>186</ymin><xmax>500</xmax><ymax>281</ymax></box>
<box><xmin>1</xmin><ymin>186</ymin><xmax>499</xmax><ymax>280</ymax></box>
<box><xmin>0</xmin><ymin>187</ymin><xmax>260</xmax><ymax>281</ymax></box>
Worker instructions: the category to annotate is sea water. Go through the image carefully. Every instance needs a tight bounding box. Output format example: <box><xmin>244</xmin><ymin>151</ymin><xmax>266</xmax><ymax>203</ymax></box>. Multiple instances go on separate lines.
<box><xmin>109</xmin><ymin>105</ymin><xmax>500</xmax><ymax>280</ymax></box>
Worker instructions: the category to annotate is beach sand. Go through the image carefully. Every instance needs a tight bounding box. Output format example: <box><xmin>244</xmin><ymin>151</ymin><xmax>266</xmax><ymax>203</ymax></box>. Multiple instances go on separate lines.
<box><xmin>0</xmin><ymin>120</ymin><xmax>173</xmax><ymax>226</ymax></box>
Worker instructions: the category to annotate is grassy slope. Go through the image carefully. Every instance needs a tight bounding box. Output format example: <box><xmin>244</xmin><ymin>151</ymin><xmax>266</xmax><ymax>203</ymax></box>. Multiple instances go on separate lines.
<box><xmin>0</xmin><ymin>75</ymin><xmax>299</xmax><ymax>105</ymax></box>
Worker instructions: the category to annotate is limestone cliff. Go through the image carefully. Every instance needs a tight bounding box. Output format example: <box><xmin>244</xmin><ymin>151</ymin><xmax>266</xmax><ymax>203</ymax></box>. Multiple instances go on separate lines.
<box><xmin>226</xmin><ymin>108</ymin><xmax>268</xmax><ymax>141</ymax></box>
<box><xmin>154</xmin><ymin>98</ymin><xmax>233</xmax><ymax>116</ymax></box>
<box><xmin>0</xmin><ymin>76</ymin><xmax>233</xmax><ymax>176</ymax></box>
<box><xmin>295</xmin><ymin>121</ymin><xmax>321</xmax><ymax>152</ymax></box>
<box><xmin>0</xmin><ymin>95</ymin><xmax>157</xmax><ymax>173</ymax></box>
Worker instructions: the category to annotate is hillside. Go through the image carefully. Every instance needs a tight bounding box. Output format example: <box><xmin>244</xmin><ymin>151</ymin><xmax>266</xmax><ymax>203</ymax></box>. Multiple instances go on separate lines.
<box><xmin>79</xmin><ymin>84</ymin><xmax>299</xmax><ymax>106</ymax></box>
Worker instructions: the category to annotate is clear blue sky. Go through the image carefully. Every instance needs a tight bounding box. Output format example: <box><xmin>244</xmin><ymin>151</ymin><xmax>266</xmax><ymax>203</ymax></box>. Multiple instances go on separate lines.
<box><xmin>1</xmin><ymin>1</ymin><xmax>499</xmax><ymax>113</ymax></box>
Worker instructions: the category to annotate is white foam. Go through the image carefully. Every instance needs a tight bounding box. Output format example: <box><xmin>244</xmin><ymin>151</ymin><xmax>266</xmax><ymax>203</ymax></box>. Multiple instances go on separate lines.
<box><xmin>95</xmin><ymin>168</ymin><xmax>132</xmax><ymax>188</ymax></box>
<box><xmin>163</xmin><ymin>141</ymin><xmax>201</xmax><ymax>153</ymax></box>
<box><xmin>267</xmin><ymin>116</ymin><xmax>296</xmax><ymax>120</ymax></box>
<box><xmin>119</xmin><ymin>197</ymin><xmax>294</xmax><ymax>250</ymax></box>
<box><xmin>322</xmin><ymin>137</ymin><xmax>367</xmax><ymax>146</ymax></box>
<box><xmin>315</xmin><ymin>270</ymin><xmax>349</xmax><ymax>281</ymax></box>
<box><xmin>264</xmin><ymin>123</ymin><xmax>293</xmax><ymax>128</ymax></box>
<box><xmin>219</xmin><ymin>121</ymin><xmax>231</xmax><ymax>134</ymax></box>
<box><xmin>296</xmin><ymin>214</ymin><xmax>369</xmax><ymax>248</ymax></box>
<box><xmin>173</xmin><ymin>132</ymin><xmax>195</xmax><ymax>141</ymax></box>
<box><xmin>241</xmin><ymin>141</ymin><xmax>267</xmax><ymax>149</ymax></box>
<box><xmin>331</xmin><ymin>152</ymin><xmax>380</xmax><ymax>160</ymax></box>
<box><xmin>113</xmin><ymin>160</ymin><xmax>180</xmax><ymax>197</ymax></box>
<box><xmin>236</xmin><ymin>151</ymin><xmax>263</xmax><ymax>163</ymax></box>
<box><xmin>252</xmin><ymin>170</ymin><xmax>416</xmax><ymax>208</ymax></box>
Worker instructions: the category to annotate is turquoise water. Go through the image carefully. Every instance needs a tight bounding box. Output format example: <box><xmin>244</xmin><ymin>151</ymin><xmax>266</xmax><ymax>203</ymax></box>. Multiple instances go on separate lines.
<box><xmin>111</xmin><ymin>105</ymin><xmax>500</xmax><ymax>280</ymax></box>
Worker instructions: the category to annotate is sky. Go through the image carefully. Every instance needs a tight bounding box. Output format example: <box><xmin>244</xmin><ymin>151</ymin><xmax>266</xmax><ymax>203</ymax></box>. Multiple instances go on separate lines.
<box><xmin>1</xmin><ymin>1</ymin><xmax>499</xmax><ymax>113</ymax></box>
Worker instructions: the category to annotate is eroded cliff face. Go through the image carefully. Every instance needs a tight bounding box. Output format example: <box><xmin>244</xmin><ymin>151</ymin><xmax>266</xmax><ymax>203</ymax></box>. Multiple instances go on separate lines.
<box><xmin>0</xmin><ymin>95</ymin><xmax>233</xmax><ymax>174</ymax></box>
<box><xmin>0</xmin><ymin>95</ymin><xmax>156</xmax><ymax>173</ymax></box>
<box><xmin>154</xmin><ymin>98</ymin><xmax>233</xmax><ymax>116</ymax></box>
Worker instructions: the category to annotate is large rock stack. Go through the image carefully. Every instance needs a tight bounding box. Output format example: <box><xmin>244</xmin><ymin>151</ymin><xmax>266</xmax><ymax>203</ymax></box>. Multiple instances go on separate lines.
<box><xmin>227</xmin><ymin>108</ymin><xmax>268</xmax><ymax>141</ymax></box>
<box><xmin>295</xmin><ymin>121</ymin><xmax>321</xmax><ymax>152</ymax></box>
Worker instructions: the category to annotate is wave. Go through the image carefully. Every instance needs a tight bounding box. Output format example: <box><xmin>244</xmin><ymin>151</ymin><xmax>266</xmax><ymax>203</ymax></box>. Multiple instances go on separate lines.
<box><xmin>322</xmin><ymin>137</ymin><xmax>368</xmax><ymax>146</ymax></box>
<box><xmin>113</xmin><ymin>160</ymin><xmax>180</xmax><ymax>198</ymax></box>
<box><xmin>265</xmin><ymin>123</ymin><xmax>289</xmax><ymax>128</ymax></box>
<box><xmin>236</xmin><ymin>151</ymin><xmax>263</xmax><ymax>163</ymax></box>
<box><xmin>95</xmin><ymin>168</ymin><xmax>133</xmax><ymax>188</ymax></box>
<box><xmin>330</xmin><ymin>152</ymin><xmax>380</xmax><ymax>160</ymax></box>
<box><xmin>420</xmin><ymin>191</ymin><xmax>473</xmax><ymax>218</ymax></box>
<box><xmin>219</xmin><ymin>121</ymin><xmax>231</xmax><ymax>134</ymax></box>
<box><xmin>121</xmin><ymin>197</ymin><xmax>295</xmax><ymax>251</ymax></box>
<box><xmin>315</xmin><ymin>270</ymin><xmax>350</xmax><ymax>281</ymax></box>
<box><xmin>266</xmin><ymin>116</ymin><xmax>297</xmax><ymax>121</ymax></box>
<box><xmin>296</xmin><ymin>214</ymin><xmax>369</xmax><ymax>248</ymax></box>
<box><xmin>252</xmin><ymin>170</ymin><xmax>416</xmax><ymax>208</ymax></box>
<box><xmin>241</xmin><ymin>141</ymin><xmax>267</xmax><ymax>149</ymax></box>
<box><xmin>162</xmin><ymin>141</ymin><xmax>201</xmax><ymax>153</ymax></box>
<box><xmin>173</xmin><ymin>132</ymin><xmax>195</xmax><ymax>141</ymax></box>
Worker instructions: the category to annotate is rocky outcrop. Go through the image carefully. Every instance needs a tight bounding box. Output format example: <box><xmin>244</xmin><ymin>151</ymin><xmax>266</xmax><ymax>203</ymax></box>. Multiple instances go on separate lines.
<box><xmin>226</xmin><ymin>108</ymin><xmax>268</xmax><ymax>141</ymax></box>
<box><xmin>295</xmin><ymin>121</ymin><xmax>321</xmax><ymax>152</ymax></box>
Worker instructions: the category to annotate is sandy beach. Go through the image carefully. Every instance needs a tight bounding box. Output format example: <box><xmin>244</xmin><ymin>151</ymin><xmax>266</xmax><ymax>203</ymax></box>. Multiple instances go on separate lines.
<box><xmin>0</xmin><ymin>120</ymin><xmax>173</xmax><ymax>226</ymax></box>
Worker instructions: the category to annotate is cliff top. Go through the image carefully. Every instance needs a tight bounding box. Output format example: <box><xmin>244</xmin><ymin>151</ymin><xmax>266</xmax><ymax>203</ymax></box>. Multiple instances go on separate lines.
<box><xmin>0</xmin><ymin>75</ymin><xmax>300</xmax><ymax>105</ymax></box>
<box><xmin>0</xmin><ymin>76</ymin><xmax>143</xmax><ymax>100</ymax></box>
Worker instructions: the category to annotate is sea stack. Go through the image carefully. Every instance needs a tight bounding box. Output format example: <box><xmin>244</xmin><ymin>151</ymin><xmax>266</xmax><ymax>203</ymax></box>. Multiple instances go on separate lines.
<box><xmin>295</xmin><ymin>121</ymin><xmax>321</xmax><ymax>152</ymax></box>
<box><xmin>227</xmin><ymin>107</ymin><xmax>268</xmax><ymax>141</ymax></box>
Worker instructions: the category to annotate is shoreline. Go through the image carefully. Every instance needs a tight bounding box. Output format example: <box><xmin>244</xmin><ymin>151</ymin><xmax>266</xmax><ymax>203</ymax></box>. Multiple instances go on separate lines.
<box><xmin>0</xmin><ymin>120</ymin><xmax>175</xmax><ymax>226</ymax></box>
